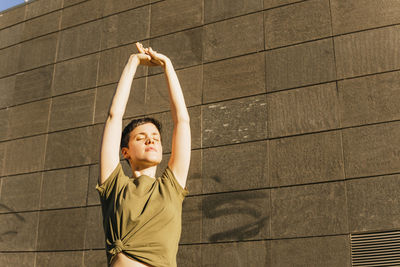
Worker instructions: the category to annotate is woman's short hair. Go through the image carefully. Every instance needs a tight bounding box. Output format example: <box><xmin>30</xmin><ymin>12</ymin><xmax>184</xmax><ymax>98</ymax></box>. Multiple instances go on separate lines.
<box><xmin>120</xmin><ymin>117</ymin><xmax>162</xmax><ymax>150</ymax></box>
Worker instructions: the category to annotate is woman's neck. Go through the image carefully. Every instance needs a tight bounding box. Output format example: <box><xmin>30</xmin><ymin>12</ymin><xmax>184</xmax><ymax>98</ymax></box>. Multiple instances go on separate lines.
<box><xmin>131</xmin><ymin>164</ymin><xmax>157</xmax><ymax>179</ymax></box>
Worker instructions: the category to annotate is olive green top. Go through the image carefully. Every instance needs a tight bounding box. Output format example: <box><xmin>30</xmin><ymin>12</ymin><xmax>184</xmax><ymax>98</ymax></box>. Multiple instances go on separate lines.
<box><xmin>96</xmin><ymin>162</ymin><xmax>189</xmax><ymax>267</ymax></box>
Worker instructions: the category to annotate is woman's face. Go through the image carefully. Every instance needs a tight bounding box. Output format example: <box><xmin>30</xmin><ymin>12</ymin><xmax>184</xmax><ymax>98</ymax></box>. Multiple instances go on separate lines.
<box><xmin>123</xmin><ymin>123</ymin><xmax>163</xmax><ymax>168</ymax></box>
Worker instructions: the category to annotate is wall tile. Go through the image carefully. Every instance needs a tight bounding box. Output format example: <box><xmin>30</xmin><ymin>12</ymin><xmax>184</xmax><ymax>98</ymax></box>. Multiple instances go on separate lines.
<box><xmin>61</xmin><ymin>0</ymin><xmax>103</xmax><ymax>29</ymax></box>
<box><xmin>40</xmin><ymin>166</ymin><xmax>89</xmax><ymax>209</ymax></box>
<box><xmin>83</xmin><ymin>249</ymin><xmax>108</xmax><ymax>267</ymax></box>
<box><xmin>0</xmin><ymin>44</ymin><xmax>20</xmax><ymax>77</ymax></box>
<box><xmin>150</xmin><ymin>28</ymin><xmax>202</xmax><ymax>74</ymax></box>
<box><xmin>0</xmin><ymin>211</ymin><xmax>38</xmax><ymax>251</ymax></box>
<box><xmin>13</xmin><ymin>65</ymin><xmax>53</xmax><ymax>106</ymax></box>
<box><xmin>203</xmin><ymin>13</ymin><xmax>263</xmax><ymax>62</ymax></box>
<box><xmin>49</xmin><ymin>89</ymin><xmax>95</xmax><ymax>131</ymax></box>
<box><xmin>63</xmin><ymin>0</ymin><xmax>87</xmax><ymax>7</ymax></box>
<box><xmin>18</xmin><ymin>33</ymin><xmax>58</xmax><ymax>72</ymax></box>
<box><xmin>146</xmin><ymin>65</ymin><xmax>202</xmax><ymax>114</ymax></box>
<box><xmin>25</xmin><ymin>0</ymin><xmax>63</xmax><ymax>19</ymax></box>
<box><xmin>338</xmin><ymin>71</ymin><xmax>400</xmax><ymax>127</ymax></box>
<box><xmin>0</xmin><ymin>172</ymin><xmax>41</xmax><ymax>213</ymax></box>
<box><xmin>103</xmin><ymin>0</ymin><xmax>149</xmax><ymax>16</ymax></box>
<box><xmin>203</xmin><ymin>53</ymin><xmax>265</xmax><ymax>103</ymax></box>
<box><xmin>0</xmin><ymin>23</ymin><xmax>23</xmax><ymax>49</ymax></box>
<box><xmin>271</xmin><ymin>182</ymin><xmax>348</xmax><ymax>238</ymax></box>
<box><xmin>0</xmin><ymin>252</ymin><xmax>36</xmax><ymax>267</ymax></box>
<box><xmin>151</xmin><ymin>0</ymin><xmax>202</xmax><ymax>36</ymax></box>
<box><xmin>88</xmin><ymin>164</ymin><xmax>100</xmax><ymax>205</ymax></box>
<box><xmin>266</xmin><ymin>38</ymin><xmax>336</xmax><ymax>92</ymax></box>
<box><xmin>101</xmin><ymin>6</ymin><xmax>150</xmax><ymax>50</ymax></box>
<box><xmin>37</xmin><ymin>208</ymin><xmax>86</xmax><ymax>250</ymax></box>
<box><xmin>205</xmin><ymin>0</ymin><xmax>262</xmax><ymax>23</ymax></box>
<box><xmin>0</xmin><ymin>75</ymin><xmax>16</xmax><ymax>108</ymax></box>
<box><xmin>177</xmin><ymin>244</ymin><xmax>201</xmax><ymax>267</ymax></box>
<box><xmin>202</xmin><ymin>190</ymin><xmax>270</xmax><ymax>242</ymax></box>
<box><xmin>36</xmin><ymin>251</ymin><xmax>83</xmax><ymax>267</ymax></box>
<box><xmin>202</xmin><ymin>95</ymin><xmax>267</xmax><ymax>147</ymax></box>
<box><xmin>52</xmin><ymin>53</ymin><xmax>99</xmax><ymax>96</ymax></box>
<box><xmin>203</xmin><ymin>141</ymin><xmax>268</xmax><ymax>193</ymax></box>
<box><xmin>0</xmin><ymin>5</ymin><xmax>25</xmax><ymax>29</ymax></box>
<box><xmin>335</xmin><ymin>25</ymin><xmax>400</xmax><ymax>79</ymax></box>
<box><xmin>22</xmin><ymin>11</ymin><xmax>61</xmax><ymax>41</ymax></box>
<box><xmin>85</xmin><ymin>205</ymin><xmax>105</xmax><ymax>249</ymax></box>
<box><xmin>264</xmin><ymin>0</ymin><xmax>331</xmax><ymax>49</ymax></box>
<box><xmin>181</xmin><ymin>196</ymin><xmax>202</xmax><ymax>244</ymax></box>
<box><xmin>57</xmin><ymin>20</ymin><xmax>101</xmax><ymax>61</ymax></box>
<box><xmin>0</xmin><ymin>142</ymin><xmax>6</xmax><ymax>177</ymax></box>
<box><xmin>331</xmin><ymin>0</ymin><xmax>400</xmax><ymax>35</ymax></box>
<box><xmin>271</xmin><ymin>235</ymin><xmax>351</xmax><ymax>267</ymax></box>
<box><xmin>347</xmin><ymin>174</ymin><xmax>400</xmax><ymax>232</ymax></box>
<box><xmin>4</xmin><ymin>135</ymin><xmax>47</xmax><ymax>175</ymax></box>
<box><xmin>269</xmin><ymin>131</ymin><xmax>344</xmax><ymax>187</ymax></box>
<box><xmin>8</xmin><ymin>98</ymin><xmax>50</xmax><ymax>139</ymax></box>
<box><xmin>342</xmin><ymin>121</ymin><xmax>400</xmax><ymax>178</ymax></box>
<box><xmin>264</xmin><ymin>0</ymin><xmax>303</xmax><ymax>9</ymax></box>
<box><xmin>97</xmin><ymin>42</ymin><xmax>148</xmax><ymax>86</ymax></box>
<box><xmin>267</xmin><ymin>82</ymin><xmax>340</xmax><ymax>137</ymax></box>
<box><xmin>0</xmin><ymin>108</ymin><xmax>9</xmax><ymax>141</ymax></box>
<box><xmin>201</xmin><ymin>241</ymin><xmax>270</xmax><ymax>266</ymax></box>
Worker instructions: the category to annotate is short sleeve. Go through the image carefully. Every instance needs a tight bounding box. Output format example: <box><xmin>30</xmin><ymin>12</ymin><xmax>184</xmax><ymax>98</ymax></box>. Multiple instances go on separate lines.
<box><xmin>162</xmin><ymin>166</ymin><xmax>189</xmax><ymax>201</ymax></box>
<box><xmin>96</xmin><ymin>162</ymin><xmax>129</xmax><ymax>199</ymax></box>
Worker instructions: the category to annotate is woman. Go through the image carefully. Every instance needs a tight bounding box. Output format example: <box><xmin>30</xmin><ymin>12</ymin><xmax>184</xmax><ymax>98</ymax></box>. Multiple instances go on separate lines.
<box><xmin>96</xmin><ymin>42</ymin><xmax>191</xmax><ymax>267</ymax></box>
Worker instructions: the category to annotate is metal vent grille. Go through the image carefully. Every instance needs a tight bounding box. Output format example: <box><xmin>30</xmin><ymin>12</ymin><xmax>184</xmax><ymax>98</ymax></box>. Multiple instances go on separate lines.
<box><xmin>351</xmin><ymin>230</ymin><xmax>400</xmax><ymax>266</ymax></box>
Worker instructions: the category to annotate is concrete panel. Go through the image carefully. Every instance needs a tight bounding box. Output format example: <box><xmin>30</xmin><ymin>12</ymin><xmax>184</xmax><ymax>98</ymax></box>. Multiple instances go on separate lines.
<box><xmin>204</xmin><ymin>0</ymin><xmax>262</xmax><ymax>23</ymax></box>
<box><xmin>63</xmin><ymin>0</ymin><xmax>87</xmax><ymax>7</ymax></box>
<box><xmin>25</xmin><ymin>0</ymin><xmax>63</xmax><ymax>19</ymax></box>
<box><xmin>97</xmin><ymin>42</ymin><xmax>148</xmax><ymax>86</ymax></box>
<box><xmin>0</xmin><ymin>23</ymin><xmax>23</xmax><ymax>49</ymax></box>
<box><xmin>0</xmin><ymin>172</ymin><xmax>41</xmax><ymax>213</ymax></box>
<box><xmin>266</xmin><ymin>38</ymin><xmax>336</xmax><ymax>92</ymax></box>
<box><xmin>36</xmin><ymin>251</ymin><xmax>83</xmax><ymax>267</ymax></box>
<box><xmin>150</xmin><ymin>0</ymin><xmax>202</xmax><ymax>36</ymax></box>
<box><xmin>347</xmin><ymin>174</ymin><xmax>400</xmax><ymax>232</ymax></box>
<box><xmin>0</xmin><ymin>142</ymin><xmax>6</xmax><ymax>177</ymax></box>
<box><xmin>0</xmin><ymin>252</ymin><xmax>36</xmax><ymax>267</ymax></box>
<box><xmin>37</xmin><ymin>208</ymin><xmax>86</xmax><ymax>250</ymax></box>
<box><xmin>267</xmin><ymin>82</ymin><xmax>340</xmax><ymax>137</ymax></box>
<box><xmin>146</xmin><ymin>65</ymin><xmax>202</xmax><ymax>114</ymax></box>
<box><xmin>14</xmin><ymin>65</ymin><xmax>53</xmax><ymax>106</ymax></box>
<box><xmin>264</xmin><ymin>0</ymin><xmax>303</xmax><ymax>9</ymax></box>
<box><xmin>88</xmin><ymin>164</ymin><xmax>100</xmax><ymax>205</ymax></box>
<box><xmin>181</xmin><ymin>196</ymin><xmax>202</xmax><ymax>244</ymax></box>
<box><xmin>85</xmin><ymin>205</ymin><xmax>105</xmax><ymax>249</ymax></box>
<box><xmin>103</xmin><ymin>0</ymin><xmax>149</xmax><ymax>16</ymax></box>
<box><xmin>331</xmin><ymin>0</ymin><xmax>400</xmax><ymax>35</ymax></box>
<box><xmin>271</xmin><ymin>182</ymin><xmax>348</xmax><ymax>238</ymax></box>
<box><xmin>177</xmin><ymin>244</ymin><xmax>201</xmax><ymax>267</ymax></box>
<box><xmin>0</xmin><ymin>211</ymin><xmax>38</xmax><ymax>251</ymax></box>
<box><xmin>8</xmin><ymin>98</ymin><xmax>50</xmax><ymax>139</ymax></box>
<box><xmin>4</xmin><ymin>135</ymin><xmax>47</xmax><ymax>176</ymax></box>
<box><xmin>264</xmin><ymin>0</ymin><xmax>331</xmax><ymax>49</ymax></box>
<box><xmin>271</xmin><ymin>235</ymin><xmax>351</xmax><ymax>267</ymax></box>
<box><xmin>203</xmin><ymin>141</ymin><xmax>268</xmax><ymax>193</ymax></box>
<box><xmin>202</xmin><ymin>190</ymin><xmax>270</xmax><ymax>242</ymax></box>
<box><xmin>335</xmin><ymin>25</ymin><xmax>400</xmax><ymax>79</ymax></box>
<box><xmin>22</xmin><ymin>11</ymin><xmax>61</xmax><ymax>41</ymax></box>
<box><xmin>57</xmin><ymin>20</ymin><xmax>101</xmax><ymax>61</ymax></box>
<box><xmin>0</xmin><ymin>44</ymin><xmax>20</xmax><ymax>77</ymax></box>
<box><xmin>40</xmin><ymin>166</ymin><xmax>89</xmax><ymax>209</ymax></box>
<box><xmin>203</xmin><ymin>13</ymin><xmax>263</xmax><ymax>62</ymax></box>
<box><xmin>0</xmin><ymin>108</ymin><xmax>9</xmax><ymax>141</ymax></box>
<box><xmin>49</xmin><ymin>89</ymin><xmax>96</xmax><ymax>131</ymax></box>
<box><xmin>203</xmin><ymin>53</ymin><xmax>265</xmax><ymax>103</ymax></box>
<box><xmin>202</xmin><ymin>95</ymin><xmax>268</xmax><ymax>147</ymax></box>
<box><xmin>61</xmin><ymin>0</ymin><xmax>103</xmax><ymax>29</ymax></box>
<box><xmin>342</xmin><ymin>121</ymin><xmax>400</xmax><ymax>178</ymax></box>
<box><xmin>44</xmin><ymin>126</ymin><xmax>98</xmax><ymax>169</ymax></box>
<box><xmin>201</xmin><ymin>241</ymin><xmax>270</xmax><ymax>267</ymax></box>
<box><xmin>338</xmin><ymin>71</ymin><xmax>400</xmax><ymax>127</ymax></box>
<box><xmin>0</xmin><ymin>5</ymin><xmax>25</xmax><ymax>29</ymax></box>
<box><xmin>0</xmin><ymin>75</ymin><xmax>15</xmax><ymax>108</ymax></box>
<box><xmin>269</xmin><ymin>131</ymin><xmax>344</xmax><ymax>187</ymax></box>
<box><xmin>101</xmin><ymin>6</ymin><xmax>150</xmax><ymax>50</ymax></box>
<box><xmin>83</xmin><ymin>250</ymin><xmax>108</xmax><ymax>267</ymax></box>
<box><xmin>18</xmin><ymin>33</ymin><xmax>58</xmax><ymax>72</ymax></box>
<box><xmin>52</xmin><ymin>53</ymin><xmax>99</xmax><ymax>96</ymax></box>
<box><xmin>94</xmin><ymin>78</ymin><xmax>146</xmax><ymax>124</ymax></box>
<box><xmin>149</xmin><ymin>28</ymin><xmax>202</xmax><ymax>74</ymax></box>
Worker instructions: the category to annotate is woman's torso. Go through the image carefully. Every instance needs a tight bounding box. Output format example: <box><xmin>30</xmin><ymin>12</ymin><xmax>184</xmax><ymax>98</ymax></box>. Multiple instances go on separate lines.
<box><xmin>111</xmin><ymin>252</ymin><xmax>152</xmax><ymax>267</ymax></box>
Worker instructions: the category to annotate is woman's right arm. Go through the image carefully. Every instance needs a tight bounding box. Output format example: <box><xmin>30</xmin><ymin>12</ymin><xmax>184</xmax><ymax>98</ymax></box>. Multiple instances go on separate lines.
<box><xmin>99</xmin><ymin>55</ymin><xmax>141</xmax><ymax>185</ymax></box>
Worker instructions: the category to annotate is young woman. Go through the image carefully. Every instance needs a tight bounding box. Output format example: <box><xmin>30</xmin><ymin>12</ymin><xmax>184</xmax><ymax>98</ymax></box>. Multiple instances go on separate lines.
<box><xmin>96</xmin><ymin>42</ymin><xmax>191</xmax><ymax>267</ymax></box>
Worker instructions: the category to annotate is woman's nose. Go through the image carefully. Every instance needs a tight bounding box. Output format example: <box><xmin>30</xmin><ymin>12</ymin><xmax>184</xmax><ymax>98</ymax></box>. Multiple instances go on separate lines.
<box><xmin>145</xmin><ymin>138</ymin><xmax>154</xmax><ymax>144</ymax></box>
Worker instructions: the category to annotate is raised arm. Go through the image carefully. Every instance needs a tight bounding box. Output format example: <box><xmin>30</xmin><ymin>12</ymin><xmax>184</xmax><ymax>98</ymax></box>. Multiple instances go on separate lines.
<box><xmin>99</xmin><ymin>53</ymin><xmax>153</xmax><ymax>185</ymax></box>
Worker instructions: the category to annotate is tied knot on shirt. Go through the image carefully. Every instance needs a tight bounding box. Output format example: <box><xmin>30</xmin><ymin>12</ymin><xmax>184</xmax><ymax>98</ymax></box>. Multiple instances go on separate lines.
<box><xmin>109</xmin><ymin>239</ymin><xmax>125</xmax><ymax>255</ymax></box>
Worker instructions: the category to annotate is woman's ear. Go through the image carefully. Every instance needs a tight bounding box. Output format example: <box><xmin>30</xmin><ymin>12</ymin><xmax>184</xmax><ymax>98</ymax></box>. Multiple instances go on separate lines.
<box><xmin>121</xmin><ymin>147</ymin><xmax>129</xmax><ymax>160</ymax></box>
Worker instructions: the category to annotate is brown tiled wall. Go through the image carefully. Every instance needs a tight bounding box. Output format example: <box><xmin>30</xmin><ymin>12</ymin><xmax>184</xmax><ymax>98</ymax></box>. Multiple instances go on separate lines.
<box><xmin>0</xmin><ymin>0</ymin><xmax>399</xmax><ymax>266</ymax></box>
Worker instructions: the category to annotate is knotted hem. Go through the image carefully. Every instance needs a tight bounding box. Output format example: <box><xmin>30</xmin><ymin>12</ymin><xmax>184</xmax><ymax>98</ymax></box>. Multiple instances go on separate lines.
<box><xmin>107</xmin><ymin>240</ymin><xmax>154</xmax><ymax>267</ymax></box>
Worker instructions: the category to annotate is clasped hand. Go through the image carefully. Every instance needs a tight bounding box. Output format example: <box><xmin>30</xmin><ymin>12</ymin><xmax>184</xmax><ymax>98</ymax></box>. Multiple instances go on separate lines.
<box><xmin>130</xmin><ymin>42</ymin><xmax>169</xmax><ymax>67</ymax></box>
